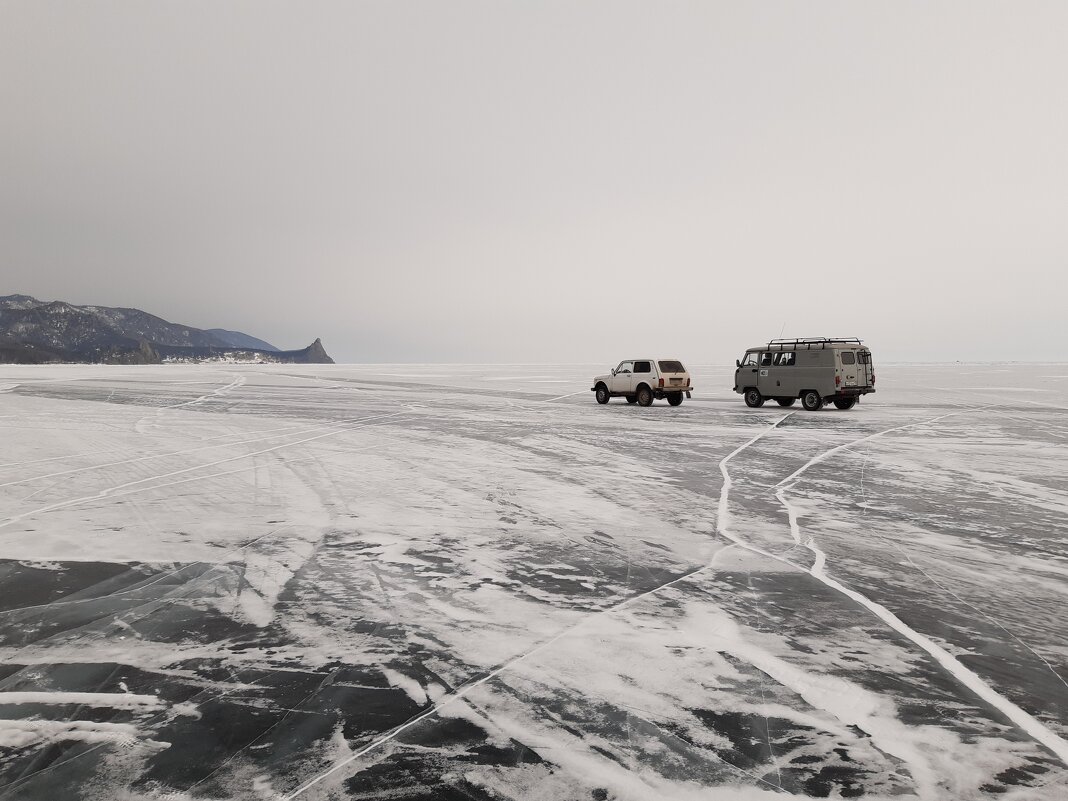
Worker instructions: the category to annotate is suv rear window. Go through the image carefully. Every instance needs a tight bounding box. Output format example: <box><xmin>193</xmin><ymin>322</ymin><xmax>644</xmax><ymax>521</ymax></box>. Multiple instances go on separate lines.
<box><xmin>658</xmin><ymin>360</ymin><xmax>685</xmax><ymax>373</ymax></box>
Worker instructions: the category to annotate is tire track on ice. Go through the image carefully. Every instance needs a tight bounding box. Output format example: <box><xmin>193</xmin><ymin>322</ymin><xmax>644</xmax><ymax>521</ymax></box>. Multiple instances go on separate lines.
<box><xmin>0</xmin><ymin>412</ymin><xmax>382</xmax><ymax>489</ymax></box>
<box><xmin>0</xmin><ymin>418</ymin><xmax>313</xmax><ymax>474</ymax></box>
<box><xmin>772</xmin><ymin>406</ymin><xmax>1068</xmax><ymax>768</ymax></box>
<box><xmin>133</xmin><ymin>373</ymin><xmax>246</xmax><ymax>434</ymax></box>
<box><xmin>0</xmin><ymin>411</ymin><xmax>409</xmax><ymax>533</ymax></box>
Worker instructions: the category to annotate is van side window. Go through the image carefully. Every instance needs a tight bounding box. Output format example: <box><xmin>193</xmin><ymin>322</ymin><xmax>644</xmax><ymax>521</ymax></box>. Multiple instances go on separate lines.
<box><xmin>840</xmin><ymin>351</ymin><xmax>856</xmax><ymax>365</ymax></box>
<box><xmin>760</xmin><ymin>352</ymin><xmax>774</xmax><ymax>367</ymax></box>
<box><xmin>773</xmin><ymin>352</ymin><xmax>795</xmax><ymax>366</ymax></box>
<box><xmin>634</xmin><ymin>361</ymin><xmax>651</xmax><ymax>373</ymax></box>
<box><xmin>741</xmin><ymin>353</ymin><xmax>759</xmax><ymax>367</ymax></box>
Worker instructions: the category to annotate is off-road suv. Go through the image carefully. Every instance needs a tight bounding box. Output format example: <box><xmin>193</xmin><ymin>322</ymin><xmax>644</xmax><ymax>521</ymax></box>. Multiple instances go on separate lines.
<box><xmin>591</xmin><ymin>359</ymin><xmax>693</xmax><ymax>407</ymax></box>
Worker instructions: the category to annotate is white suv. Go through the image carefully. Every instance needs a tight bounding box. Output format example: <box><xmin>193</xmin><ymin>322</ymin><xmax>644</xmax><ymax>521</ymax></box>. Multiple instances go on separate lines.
<box><xmin>591</xmin><ymin>359</ymin><xmax>693</xmax><ymax>407</ymax></box>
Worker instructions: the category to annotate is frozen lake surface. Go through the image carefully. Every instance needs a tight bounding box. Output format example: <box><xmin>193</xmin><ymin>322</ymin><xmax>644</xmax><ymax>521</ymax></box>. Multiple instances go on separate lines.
<box><xmin>1</xmin><ymin>363</ymin><xmax>1066</xmax><ymax>800</ymax></box>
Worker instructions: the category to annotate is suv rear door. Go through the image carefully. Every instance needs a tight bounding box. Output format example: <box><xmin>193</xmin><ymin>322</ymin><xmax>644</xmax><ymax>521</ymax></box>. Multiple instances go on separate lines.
<box><xmin>656</xmin><ymin>360</ymin><xmax>686</xmax><ymax>389</ymax></box>
<box><xmin>633</xmin><ymin>360</ymin><xmax>655</xmax><ymax>392</ymax></box>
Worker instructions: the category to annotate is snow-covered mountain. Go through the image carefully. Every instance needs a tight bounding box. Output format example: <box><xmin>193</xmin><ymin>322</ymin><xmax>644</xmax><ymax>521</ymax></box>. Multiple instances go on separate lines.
<box><xmin>0</xmin><ymin>294</ymin><xmax>333</xmax><ymax>364</ymax></box>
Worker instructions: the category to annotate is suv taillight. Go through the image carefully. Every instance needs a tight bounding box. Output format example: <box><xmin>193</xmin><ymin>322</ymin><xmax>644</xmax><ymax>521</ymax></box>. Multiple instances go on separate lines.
<box><xmin>658</xmin><ymin>378</ymin><xmax>664</xmax><ymax>387</ymax></box>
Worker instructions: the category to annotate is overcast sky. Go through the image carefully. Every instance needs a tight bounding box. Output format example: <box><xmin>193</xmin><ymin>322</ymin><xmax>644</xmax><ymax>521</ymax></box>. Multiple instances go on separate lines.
<box><xmin>2</xmin><ymin>2</ymin><xmax>1065</xmax><ymax>363</ymax></box>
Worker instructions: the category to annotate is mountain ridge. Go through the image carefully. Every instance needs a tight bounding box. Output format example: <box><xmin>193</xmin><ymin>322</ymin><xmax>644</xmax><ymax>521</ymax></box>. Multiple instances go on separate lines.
<box><xmin>0</xmin><ymin>294</ymin><xmax>334</xmax><ymax>365</ymax></box>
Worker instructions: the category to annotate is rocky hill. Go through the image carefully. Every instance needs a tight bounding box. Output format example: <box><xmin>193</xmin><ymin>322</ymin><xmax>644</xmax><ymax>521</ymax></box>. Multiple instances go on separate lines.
<box><xmin>0</xmin><ymin>295</ymin><xmax>334</xmax><ymax>365</ymax></box>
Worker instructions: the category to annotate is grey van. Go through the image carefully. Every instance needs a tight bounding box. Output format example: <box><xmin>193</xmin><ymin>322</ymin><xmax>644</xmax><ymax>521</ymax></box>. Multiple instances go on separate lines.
<box><xmin>733</xmin><ymin>338</ymin><xmax>875</xmax><ymax>411</ymax></box>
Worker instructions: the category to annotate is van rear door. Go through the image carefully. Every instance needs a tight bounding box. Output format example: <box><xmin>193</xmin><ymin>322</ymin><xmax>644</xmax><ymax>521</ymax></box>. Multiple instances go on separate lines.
<box><xmin>857</xmin><ymin>350</ymin><xmax>874</xmax><ymax>387</ymax></box>
<box><xmin>839</xmin><ymin>350</ymin><xmax>859</xmax><ymax>388</ymax></box>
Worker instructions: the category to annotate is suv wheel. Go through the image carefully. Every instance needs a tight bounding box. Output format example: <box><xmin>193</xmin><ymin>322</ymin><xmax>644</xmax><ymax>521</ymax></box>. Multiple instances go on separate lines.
<box><xmin>595</xmin><ymin>384</ymin><xmax>610</xmax><ymax>405</ymax></box>
<box><xmin>801</xmin><ymin>391</ymin><xmax>823</xmax><ymax>411</ymax></box>
<box><xmin>776</xmin><ymin>398</ymin><xmax>796</xmax><ymax>407</ymax></box>
<box><xmin>744</xmin><ymin>389</ymin><xmax>764</xmax><ymax>408</ymax></box>
<box><xmin>636</xmin><ymin>386</ymin><xmax>654</xmax><ymax>407</ymax></box>
<box><xmin>833</xmin><ymin>397</ymin><xmax>857</xmax><ymax>410</ymax></box>
<box><xmin>667</xmin><ymin>393</ymin><xmax>683</xmax><ymax>406</ymax></box>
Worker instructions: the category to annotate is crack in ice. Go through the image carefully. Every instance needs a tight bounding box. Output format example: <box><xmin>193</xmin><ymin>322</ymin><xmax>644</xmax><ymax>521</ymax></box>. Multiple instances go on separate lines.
<box><xmin>772</xmin><ymin>407</ymin><xmax>1068</xmax><ymax>768</ymax></box>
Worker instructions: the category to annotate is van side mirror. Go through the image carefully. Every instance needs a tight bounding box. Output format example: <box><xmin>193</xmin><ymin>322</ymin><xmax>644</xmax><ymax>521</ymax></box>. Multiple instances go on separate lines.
<box><xmin>736</xmin><ymin>360</ymin><xmax>741</xmax><ymax>368</ymax></box>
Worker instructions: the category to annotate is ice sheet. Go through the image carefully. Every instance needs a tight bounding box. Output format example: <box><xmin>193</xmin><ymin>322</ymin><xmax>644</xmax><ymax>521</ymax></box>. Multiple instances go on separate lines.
<box><xmin>0</xmin><ymin>363</ymin><xmax>1066</xmax><ymax>800</ymax></box>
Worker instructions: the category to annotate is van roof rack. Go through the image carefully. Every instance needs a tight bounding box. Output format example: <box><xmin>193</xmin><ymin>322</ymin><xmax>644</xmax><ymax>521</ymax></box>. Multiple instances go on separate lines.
<box><xmin>766</xmin><ymin>337</ymin><xmax>864</xmax><ymax>350</ymax></box>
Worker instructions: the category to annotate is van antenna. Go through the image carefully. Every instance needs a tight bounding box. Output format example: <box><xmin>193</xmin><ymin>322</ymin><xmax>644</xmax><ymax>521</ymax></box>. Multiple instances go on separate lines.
<box><xmin>778</xmin><ymin>322</ymin><xmax>786</xmax><ymax>338</ymax></box>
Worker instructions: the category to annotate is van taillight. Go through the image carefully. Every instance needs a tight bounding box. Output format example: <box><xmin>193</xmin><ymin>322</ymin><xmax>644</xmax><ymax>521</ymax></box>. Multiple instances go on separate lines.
<box><xmin>658</xmin><ymin>378</ymin><xmax>664</xmax><ymax>387</ymax></box>
<box><xmin>872</xmin><ymin>372</ymin><xmax>876</xmax><ymax>386</ymax></box>
<box><xmin>835</xmin><ymin>375</ymin><xmax>841</xmax><ymax>387</ymax></box>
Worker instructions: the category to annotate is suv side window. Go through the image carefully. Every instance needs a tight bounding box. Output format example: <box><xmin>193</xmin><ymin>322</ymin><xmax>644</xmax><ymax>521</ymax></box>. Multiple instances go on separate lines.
<box><xmin>616</xmin><ymin>361</ymin><xmax>633</xmax><ymax>374</ymax></box>
<box><xmin>634</xmin><ymin>361</ymin><xmax>652</xmax><ymax>373</ymax></box>
<box><xmin>773</xmin><ymin>352</ymin><xmax>796</xmax><ymax>366</ymax></box>
<box><xmin>840</xmin><ymin>351</ymin><xmax>856</xmax><ymax>365</ymax></box>
<box><xmin>760</xmin><ymin>352</ymin><xmax>774</xmax><ymax>367</ymax></box>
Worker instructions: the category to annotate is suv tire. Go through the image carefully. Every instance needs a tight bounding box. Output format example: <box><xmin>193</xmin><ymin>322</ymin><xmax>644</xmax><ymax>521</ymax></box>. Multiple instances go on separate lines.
<box><xmin>744</xmin><ymin>389</ymin><xmax>764</xmax><ymax>408</ymax></box>
<box><xmin>776</xmin><ymin>398</ymin><xmax>796</xmax><ymax>407</ymax></box>
<box><xmin>801</xmin><ymin>391</ymin><xmax>823</xmax><ymax>411</ymax></box>
<box><xmin>636</xmin><ymin>385</ymin><xmax>654</xmax><ymax>407</ymax></box>
<box><xmin>595</xmin><ymin>384</ymin><xmax>610</xmax><ymax>405</ymax></box>
<box><xmin>833</xmin><ymin>397</ymin><xmax>857</xmax><ymax>410</ymax></box>
<box><xmin>667</xmin><ymin>393</ymin><xmax>683</xmax><ymax>406</ymax></box>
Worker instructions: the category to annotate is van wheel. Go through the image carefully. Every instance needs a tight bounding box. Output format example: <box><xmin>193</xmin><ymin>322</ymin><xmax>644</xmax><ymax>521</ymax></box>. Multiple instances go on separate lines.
<box><xmin>626</xmin><ymin>395</ymin><xmax>637</xmax><ymax>404</ymax></box>
<box><xmin>595</xmin><ymin>384</ymin><xmax>610</xmax><ymax>404</ymax></box>
<box><xmin>833</xmin><ymin>397</ymin><xmax>857</xmax><ymax>410</ymax></box>
<box><xmin>776</xmin><ymin>398</ymin><xmax>796</xmax><ymax>407</ymax></box>
<box><xmin>637</xmin><ymin>385</ymin><xmax>654</xmax><ymax>407</ymax></box>
<box><xmin>744</xmin><ymin>389</ymin><xmax>764</xmax><ymax>408</ymax></box>
<box><xmin>801</xmin><ymin>391</ymin><xmax>823</xmax><ymax>411</ymax></box>
<box><xmin>667</xmin><ymin>393</ymin><xmax>683</xmax><ymax>406</ymax></box>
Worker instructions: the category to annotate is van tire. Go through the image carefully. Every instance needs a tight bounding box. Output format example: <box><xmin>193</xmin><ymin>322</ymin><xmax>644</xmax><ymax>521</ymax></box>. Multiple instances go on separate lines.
<box><xmin>801</xmin><ymin>391</ymin><xmax>823</xmax><ymax>411</ymax></box>
<box><xmin>744</xmin><ymin>389</ymin><xmax>764</xmax><ymax>408</ymax></box>
<box><xmin>776</xmin><ymin>398</ymin><xmax>796</xmax><ymax>407</ymax></box>
<box><xmin>595</xmin><ymin>384</ymin><xmax>610</xmax><ymax>404</ymax></box>
<box><xmin>626</xmin><ymin>395</ymin><xmax>637</xmax><ymax>404</ymax></box>
<box><xmin>636</xmin><ymin>385</ymin><xmax>654</xmax><ymax>407</ymax></box>
<box><xmin>833</xmin><ymin>397</ymin><xmax>857</xmax><ymax>410</ymax></box>
<box><xmin>667</xmin><ymin>393</ymin><xmax>683</xmax><ymax>406</ymax></box>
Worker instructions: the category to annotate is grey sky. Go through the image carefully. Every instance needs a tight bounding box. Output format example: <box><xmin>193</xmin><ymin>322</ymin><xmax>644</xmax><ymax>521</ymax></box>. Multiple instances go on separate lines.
<box><xmin>2</xmin><ymin>2</ymin><xmax>1065</xmax><ymax>363</ymax></box>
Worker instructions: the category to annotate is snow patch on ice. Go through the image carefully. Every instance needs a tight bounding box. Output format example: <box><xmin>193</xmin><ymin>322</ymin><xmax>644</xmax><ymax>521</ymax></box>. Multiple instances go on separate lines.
<box><xmin>381</xmin><ymin>668</ymin><xmax>428</xmax><ymax>706</ymax></box>
<box><xmin>0</xmin><ymin>691</ymin><xmax>164</xmax><ymax>709</ymax></box>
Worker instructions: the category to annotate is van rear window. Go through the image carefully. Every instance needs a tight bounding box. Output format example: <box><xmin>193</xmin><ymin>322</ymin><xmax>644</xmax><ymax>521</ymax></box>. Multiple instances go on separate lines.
<box><xmin>658</xmin><ymin>360</ymin><xmax>685</xmax><ymax>373</ymax></box>
<box><xmin>858</xmin><ymin>352</ymin><xmax>871</xmax><ymax>364</ymax></box>
<box><xmin>840</xmin><ymin>351</ymin><xmax>856</xmax><ymax>365</ymax></box>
